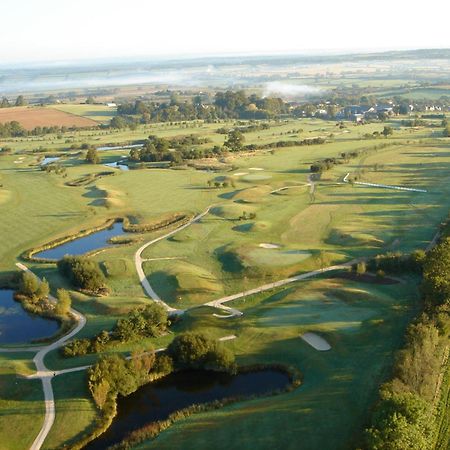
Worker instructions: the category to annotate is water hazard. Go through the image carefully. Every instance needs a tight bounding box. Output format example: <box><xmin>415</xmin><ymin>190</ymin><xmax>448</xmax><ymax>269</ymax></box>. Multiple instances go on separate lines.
<box><xmin>0</xmin><ymin>290</ymin><xmax>59</xmax><ymax>344</ymax></box>
<box><xmin>85</xmin><ymin>369</ymin><xmax>290</xmax><ymax>449</ymax></box>
<box><xmin>35</xmin><ymin>222</ymin><xmax>128</xmax><ymax>260</ymax></box>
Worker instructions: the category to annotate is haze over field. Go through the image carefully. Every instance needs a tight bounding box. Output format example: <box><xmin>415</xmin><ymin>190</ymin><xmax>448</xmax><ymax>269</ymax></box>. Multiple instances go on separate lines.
<box><xmin>1</xmin><ymin>0</ymin><xmax>449</xmax><ymax>65</ymax></box>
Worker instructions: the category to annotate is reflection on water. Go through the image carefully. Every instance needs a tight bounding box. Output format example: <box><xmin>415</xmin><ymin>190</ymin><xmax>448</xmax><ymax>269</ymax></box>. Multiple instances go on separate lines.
<box><xmin>0</xmin><ymin>290</ymin><xmax>59</xmax><ymax>344</ymax></box>
<box><xmin>35</xmin><ymin>222</ymin><xmax>128</xmax><ymax>260</ymax></box>
<box><xmin>85</xmin><ymin>369</ymin><xmax>290</xmax><ymax>449</ymax></box>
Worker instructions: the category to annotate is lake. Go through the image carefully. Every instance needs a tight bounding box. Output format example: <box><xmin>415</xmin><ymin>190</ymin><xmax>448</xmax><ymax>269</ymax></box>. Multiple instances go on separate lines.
<box><xmin>85</xmin><ymin>369</ymin><xmax>290</xmax><ymax>449</ymax></box>
<box><xmin>35</xmin><ymin>222</ymin><xmax>128</xmax><ymax>260</ymax></box>
<box><xmin>0</xmin><ymin>289</ymin><xmax>59</xmax><ymax>344</ymax></box>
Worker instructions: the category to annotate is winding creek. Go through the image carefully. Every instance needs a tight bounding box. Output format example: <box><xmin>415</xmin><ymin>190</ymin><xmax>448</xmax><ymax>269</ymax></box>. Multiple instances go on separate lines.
<box><xmin>35</xmin><ymin>222</ymin><xmax>129</xmax><ymax>260</ymax></box>
<box><xmin>0</xmin><ymin>290</ymin><xmax>59</xmax><ymax>344</ymax></box>
<box><xmin>85</xmin><ymin>369</ymin><xmax>291</xmax><ymax>449</ymax></box>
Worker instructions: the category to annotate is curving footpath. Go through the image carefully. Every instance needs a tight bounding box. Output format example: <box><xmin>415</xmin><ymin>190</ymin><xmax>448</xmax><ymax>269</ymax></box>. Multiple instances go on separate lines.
<box><xmin>206</xmin><ymin>261</ymin><xmax>359</xmax><ymax>317</ymax></box>
<box><xmin>3</xmin><ymin>263</ymin><xmax>87</xmax><ymax>450</ymax></box>
<box><xmin>134</xmin><ymin>206</ymin><xmax>212</xmax><ymax>315</ymax></box>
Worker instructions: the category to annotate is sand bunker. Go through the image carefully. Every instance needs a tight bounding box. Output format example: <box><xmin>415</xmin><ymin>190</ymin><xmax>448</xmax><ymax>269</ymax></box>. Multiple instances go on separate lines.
<box><xmin>233</xmin><ymin>172</ymin><xmax>249</xmax><ymax>176</ymax></box>
<box><xmin>259</xmin><ymin>243</ymin><xmax>280</xmax><ymax>249</ymax></box>
<box><xmin>249</xmin><ymin>167</ymin><xmax>264</xmax><ymax>171</ymax></box>
<box><xmin>300</xmin><ymin>332</ymin><xmax>331</xmax><ymax>351</ymax></box>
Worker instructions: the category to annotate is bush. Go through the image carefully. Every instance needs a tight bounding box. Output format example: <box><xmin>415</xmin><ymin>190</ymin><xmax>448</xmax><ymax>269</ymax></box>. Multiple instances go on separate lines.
<box><xmin>57</xmin><ymin>256</ymin><xmax>107</xmax><ymax>293</ymax></box>
<box><xmin>167</xmin><ymin>332</ymin><xmax>236</xmax><ymax>373</ymax></box>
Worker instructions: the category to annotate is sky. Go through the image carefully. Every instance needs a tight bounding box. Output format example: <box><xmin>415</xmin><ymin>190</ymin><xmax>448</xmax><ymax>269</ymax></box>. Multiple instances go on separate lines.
<box><xmin>1</xmin><ymin>0</ymin><xmax>449</xmax><ymax>65</ymax></box>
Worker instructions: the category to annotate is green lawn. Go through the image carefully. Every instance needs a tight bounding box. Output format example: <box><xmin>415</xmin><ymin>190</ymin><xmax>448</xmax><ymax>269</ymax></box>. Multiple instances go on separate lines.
<box><xmin>0</xmin><ymin>116</ymin><xmax>449</xmax><ymax>450</ymax></box>
<box><xmin>134</xmin><ymin>277</ymin><xmax>419</xmax><ymax>450</ymax></box>
<box><xmin>0</xmin><ymin>353</ymin><xmax>44</xmax><ymax>450</ymax></box>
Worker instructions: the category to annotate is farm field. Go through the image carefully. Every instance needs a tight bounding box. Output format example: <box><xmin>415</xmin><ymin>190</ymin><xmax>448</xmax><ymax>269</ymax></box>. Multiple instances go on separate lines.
<box><xmin>49</xmin><ymin>104</ymin><xmax>117</xmax><ymax>123</ymax></box>
<box><xmin>0</xmin><ymin>112</ymin><xmax>449</xmax><ymax>450</ymax></box>
<box><xmin>0</xmin><ymin>106</ymin><xmax>97</xmax><ymax>129</ymax></box>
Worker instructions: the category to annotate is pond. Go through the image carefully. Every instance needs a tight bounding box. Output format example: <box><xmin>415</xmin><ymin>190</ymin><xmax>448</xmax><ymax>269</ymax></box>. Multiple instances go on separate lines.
<box><xmin>85</xmin><ymin>369</ymin><xmax>290</xmax><ymax>449</ymax></box>
<box><xmin>40</xmin><ymin>156</ymin><xmax>60</xmax><ymax>166</ymax></box>
<box><xmin>97</xmin><ymin>144</ymin><xmax>143</xmax><ymax>151</ymax></box>
<box><xmin>35</xmin><ymin>222</ymin><xmax>128</xmax><ymax>260</ymax></box>
<box><xmin>0</xmin><ymin>290</ymin><xmax>59</xmax><ymax>344</ymax></box>
<box><xmin>104</xmin><ymin>162</ymin><xmax>129</xmax><ymax>171</ymax></box>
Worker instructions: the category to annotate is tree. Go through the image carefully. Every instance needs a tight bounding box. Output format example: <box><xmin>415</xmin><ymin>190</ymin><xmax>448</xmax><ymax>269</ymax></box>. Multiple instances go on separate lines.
<box><xmin>115</xmin><ymin>303</ymin><xmax>168</xmax><ymax>342</ymax></box>
<box><xmin>85</xmin><ymin>148</ymin><xmax>100</xmax><ymax>164</ymax></box>
<box><xmin>382</xmin><ymin>126</ymin><xmax>393</xmax><ymax>137</ymax></box>
<box><xmin>15</xmin><ymin>95</ymin><xmax>27</xmax><ymax>107</ymax></box>
<box><xmin>0</xmin><ymin>97</ymin><xmax>10</xmax><ymax>108</ymax></box>
<box><xmin>356</xmin><ymin>261</ymin><xmax>367</xmax><ymax>275</ymax></box>
<box><xmin>422</xmin><ymin>238</ymin><xmax>450</xmax><ymax>307</ymax></box>
<box><xmin>57</xmin><ymin>256</ymin><xmax>106</xmax><ymax>293</ymax></box>
<box><xmin>88</xmin><ymin>354</ymin><xmax>137</xmax><ymax>404</ymax></box>
<box><xmin>85</xmin><ymin>96</ymin><xmax>95</xmax><ymax>104</ymax></box>
<box><xmin>168</xmin><ymin>332</ymin><xmax>235</xmax><ymax>372</ymax></box>
<box><xmin>366</xmin><ymin>392</ymin><xmax>432</xmax><ymax>450</ymax></box>
<box><xmin>224</xmin><ymin>130</ymin><xmax>245</xmax><ymax>151</ymax></box>
<box><xmin>35</xmin><ymin>278</ymin><xmax>50</xmax><ymax>300</ymax></box>
<box><xmin>54</xmin><ymin>288</ymin><xmax>71</xmax><ymax>316</ymax></box>
<box><xmin>19</xmin><ymin>272</ymin><xmax>40</xmax><ymax>298</ymax></box>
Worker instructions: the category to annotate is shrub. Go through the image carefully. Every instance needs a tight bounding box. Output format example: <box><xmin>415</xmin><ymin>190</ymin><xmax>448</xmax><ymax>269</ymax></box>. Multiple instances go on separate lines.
<box><xmin>167</xmin><ymin>332</ymin><xmax>236</xmax><ymax>373</ymax></box>
<box><xmin>57</xmin><ymin>256</ymin><xmax>107</xmax><ymax>293</ymax></box>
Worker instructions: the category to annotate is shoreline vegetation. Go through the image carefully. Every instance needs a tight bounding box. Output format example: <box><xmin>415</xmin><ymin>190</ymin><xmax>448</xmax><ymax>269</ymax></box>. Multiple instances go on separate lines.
<box><xmin>72</xmin><ymin>361</ymin><xmax>301</xmax><ymax>450</ymax></box>
<box><xmin>22</xmin><ymin>212</ymin><xmax>191</xmax><ymax>263</ymax></box>
<box><xmin>70</xmin><ymin>331</ymin><xmax>301</xmax><ymax>449</ymax></box>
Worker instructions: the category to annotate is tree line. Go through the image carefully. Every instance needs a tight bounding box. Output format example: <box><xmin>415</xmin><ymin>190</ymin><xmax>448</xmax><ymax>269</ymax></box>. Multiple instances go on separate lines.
<box><xmin>365</xmin><ymin>226</ymin><xmax>450</xmax><ymax>449</ymax></box>
<box><xmin>110</xmin><ymin>91</ymin><xmax>291</xmax><ymax>128</ymax></box>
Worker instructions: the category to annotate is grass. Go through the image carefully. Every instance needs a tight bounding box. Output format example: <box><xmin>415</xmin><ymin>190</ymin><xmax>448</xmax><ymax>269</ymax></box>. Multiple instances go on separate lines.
<box><xmin>0</xmin><ymin>116</ymin><xmax>449</xmax><ymax>449</ymax></box>
<box><xmin>0</xmin><ymin>352</ymin><xmax>44</xmax><ymax>450</ymax></box>
<box><xmin>134</xmin><ymin>277</ymin><xmax>419</xmax><ymax>450</ymax></box>
<box><xmin>43</xmin><ymin>371</ymin><xmax>99</xmax><ymax>450</ymax></box>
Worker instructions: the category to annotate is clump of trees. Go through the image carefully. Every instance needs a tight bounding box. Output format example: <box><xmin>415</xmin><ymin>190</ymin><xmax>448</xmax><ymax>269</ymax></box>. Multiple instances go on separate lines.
<box><xmin>224</xmin><ymin>130</ymin><xmax>245</xmax><ymax>151</ymax></box>
<box><xmin>15</xmin><ymin>272</ymin><xmax>71</xmax><ymax>320</ymax></box>
<box><xmin>85</xmin><ymin>147</ymin><xmax>100</xmax><ymax>164</ymax></box>
<box><xmin>367</xmin><ymin>250</ymin><xmax>425</xmax><ymax>275</ymax></box>
<box><xmin>167</xmin><ymin>332</ymin><xmax>236</xmax><ymax>373</ymax></box>
<box><xmin>112</xmin><ymin>91</ymin><xmax>289</xmax><ymax>128</ymax></box>
<box><xmin>129</xmin><ymin>134</ymin><xmax>212</xmax><ymax>164</ymax></box>
<box><xmin>382</xmin><ymin>126</ymin><xmax>394</xmax><ymax>137</ymax></box>
<box><xmin>62</xmin><ymin>303</ymin><xmax>168</xmax><ymax>356</ymax></box>
<box><xmin>0</xmin><ymin>95</ymin><xmax>27</xmax><ymax>108</ymax></box>
<box><xmin>88</xmin><ymin>350</ymin><xmax>171</xmax><ymax>409</ymax></box>
<box><xmin>57</xmin><ymin>255</ymin><xmax>107</xmax><ymax>294</ymax></box>
<box><xmin>87</xmin><ymin>331</ymin><xmax>235</xmax><ymax>412</ymax></box>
